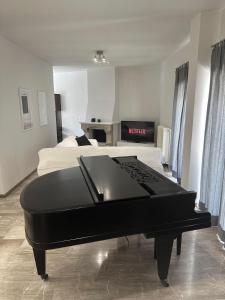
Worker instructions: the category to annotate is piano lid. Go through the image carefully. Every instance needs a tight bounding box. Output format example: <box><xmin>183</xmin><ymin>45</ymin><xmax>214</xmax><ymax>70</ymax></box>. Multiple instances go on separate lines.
<box><xmin>20</xmin><ymin>167</ymin><xmax>95</xmax><ymax>214</ymax></box>
<box><xmin>79</xmin><ymin>155</ymin><xmax>149</xmax><ymax>203</ymax></box>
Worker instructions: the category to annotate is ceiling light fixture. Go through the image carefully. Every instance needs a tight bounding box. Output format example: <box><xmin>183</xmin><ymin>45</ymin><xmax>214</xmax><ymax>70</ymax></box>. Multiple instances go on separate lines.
<box><xmin>93</xmin><ymin>50</ymin><xmax>109</xmax><ymax>64</ymax></box>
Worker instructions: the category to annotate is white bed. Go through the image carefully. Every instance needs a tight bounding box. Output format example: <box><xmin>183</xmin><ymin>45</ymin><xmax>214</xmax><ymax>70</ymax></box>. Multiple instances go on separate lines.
<box><xmin>38</xmin><ymin>136</ymin><xmax>164</xmax><ymax>176</ymax></box>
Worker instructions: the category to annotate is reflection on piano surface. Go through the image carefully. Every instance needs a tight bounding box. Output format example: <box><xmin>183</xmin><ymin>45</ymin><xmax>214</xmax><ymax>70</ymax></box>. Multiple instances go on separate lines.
<box><xmin>20</xmin><ymin>155</ymin><xmax>211</xmax><ymax>286</ymax></box>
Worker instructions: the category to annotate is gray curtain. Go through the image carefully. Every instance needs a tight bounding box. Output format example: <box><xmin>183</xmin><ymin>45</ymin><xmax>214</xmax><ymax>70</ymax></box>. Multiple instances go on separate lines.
<box><xmin>200</xmin><ymin>40</ymin><xmax>225</xmax><ymax>245</ymax></box>
<box><xmin>170</xmin><ymin>62</ymin><xmax>189</xmax><ymax>183</ymax></box>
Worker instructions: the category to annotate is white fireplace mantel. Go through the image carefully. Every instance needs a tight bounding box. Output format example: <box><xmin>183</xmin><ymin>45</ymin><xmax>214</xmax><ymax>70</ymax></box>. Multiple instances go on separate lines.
<box><xmin>81</xmin><ymin>121</ymin><xmax>120</xmax><ymax>125</ymax></box>
<box><xmin>81</xmin><ymin>121</ymin><xmax>120</xmax><ymax>145</ymax></box>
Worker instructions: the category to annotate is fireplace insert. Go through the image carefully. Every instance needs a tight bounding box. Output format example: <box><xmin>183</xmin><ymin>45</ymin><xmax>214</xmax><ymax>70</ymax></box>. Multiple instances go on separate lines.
<box><xmin>92</xmin><ymin>129</ymin><xmax>106</xmax><ymax>143</ymax></box>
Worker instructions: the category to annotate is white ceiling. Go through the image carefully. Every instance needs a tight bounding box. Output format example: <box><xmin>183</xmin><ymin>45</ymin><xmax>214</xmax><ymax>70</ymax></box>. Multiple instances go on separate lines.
<box><xmin>0</xmin><ymin>0</ymin><xmax>225</xmax><ymax>68</ymax></box>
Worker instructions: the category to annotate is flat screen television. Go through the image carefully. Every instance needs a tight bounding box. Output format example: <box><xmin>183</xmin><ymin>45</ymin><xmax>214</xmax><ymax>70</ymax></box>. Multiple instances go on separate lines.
<box><xmin>121</xmin><ymin>121</ymin><xmax>155</xmax><ymax>143</ymax></box>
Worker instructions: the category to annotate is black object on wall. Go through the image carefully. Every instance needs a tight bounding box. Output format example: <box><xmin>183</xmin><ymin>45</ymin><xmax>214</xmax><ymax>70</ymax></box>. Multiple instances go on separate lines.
<box><xmin>93</xmin><ymin>129</ymin><xmax>106</xmax><ymax>143</ymax></box>
<box><xmin>54</xmin><ymin>94</ymin><xmax>63</xmax><ymax>143</ymax></box>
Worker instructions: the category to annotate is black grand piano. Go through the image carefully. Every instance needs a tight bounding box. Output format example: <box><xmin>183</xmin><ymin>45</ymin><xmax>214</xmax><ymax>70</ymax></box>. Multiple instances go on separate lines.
<box><xmin>20</xmin><ymin>155</ymin><xmax>211</xmax><ymax>287</ymax></box>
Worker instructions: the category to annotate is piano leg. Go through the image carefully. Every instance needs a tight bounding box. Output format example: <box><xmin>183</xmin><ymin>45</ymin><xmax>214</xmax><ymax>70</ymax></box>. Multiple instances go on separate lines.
<box><xmin>154</xmin><ymin>240</ymin><xmax>157</xmax><ymax>260</ymax></box>
<box><xmin>33</xmin><ymin>248</ymin><xmax>48</xmax><ymax>280</ymax></box>
<box><xmin>154</xmin><ymin>233</ymin><xmax>182</xmax><ymax>259</ymax></box>
<box><xmin>155</xmin><ymin>234</ymin><xmax>175</xmax><ymax>287</ymax></box>
<box><xmin>176</xmin><ymin>233</ymin><xmax>182</xmax><ymax>255</ymax></box>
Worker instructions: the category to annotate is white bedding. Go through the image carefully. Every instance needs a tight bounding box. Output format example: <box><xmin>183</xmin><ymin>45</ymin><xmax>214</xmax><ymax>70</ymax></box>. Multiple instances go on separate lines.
<box><xmin>38</xmin><ymin>146</ymin><xmax>163</xmax><ymax>176</ymax></box>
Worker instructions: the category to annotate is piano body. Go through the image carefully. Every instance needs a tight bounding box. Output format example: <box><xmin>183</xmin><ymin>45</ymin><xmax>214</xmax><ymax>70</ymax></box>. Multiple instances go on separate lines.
<box><xmin>20</xmin><ymin>155</ymin><xmax>211</xmax><ymax>287</ymax></box>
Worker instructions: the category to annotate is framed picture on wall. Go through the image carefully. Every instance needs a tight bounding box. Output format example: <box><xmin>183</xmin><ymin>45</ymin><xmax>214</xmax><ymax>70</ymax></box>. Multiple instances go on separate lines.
<box><xmin>38</xmin><ymin>91</ymin><xmax>48</xmax><ymax>126</ymax></box>
<box><xmin>19</xmin><ymin>88</ymin><xmax>33</xmax><ymax>131</ymax></box>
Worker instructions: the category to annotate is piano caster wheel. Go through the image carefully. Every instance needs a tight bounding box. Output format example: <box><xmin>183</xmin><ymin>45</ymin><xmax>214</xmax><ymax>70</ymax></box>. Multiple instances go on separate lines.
<box><xmin>160</xmin><ymin>279</ymin><xmax>169</xmax><ymax>287</ymax></box>
<box><xmin>41</xmin><ymin>274</ymin><xmax>48</xmax><ymax>281</ymax></box>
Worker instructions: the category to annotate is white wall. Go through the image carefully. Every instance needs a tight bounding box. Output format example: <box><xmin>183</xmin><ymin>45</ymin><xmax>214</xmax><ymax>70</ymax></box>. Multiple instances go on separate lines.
<box><xmin>160</xmin><ymin>13</ymin><xmax>217</xmax><ymax>191</ymax></box>
<box><xmin>53</xmin><ymin>67</ymin><xmax>116</xmax><ymax>134</ymax></box>
<box><xmin>160</xmin><ymin>43</ymin><xmax>190</xmax><ymax>127</ymax></box>
<box><xmin>187</xmin><ymin>10</ymin><xmax>221</xmax><ymax>198</ymax></box>
<box><xmin>53</xmin><ymin>65</ymin><xmax>160</xmax><ymax>142</ymax></box>
<box><xmin>54</xmin><ymin>71</ymin><xmax>88</xmax><ymax>137</ymax></box>
<box><xmin>160</xmin><ymin>8</ymin><xmax>225</xmax><ymax>198</ymax></box>
<box><xmin>0</xmin><ymin>165</ymin><xmax>4</xmax><ymax>195</ymax></box>
<box><xmin>86</xmin><ymin>67</ymin><xmax>116</xmax><ymax>122</ymax></box>
<box><xmin>181</xmin><ymin>14</ymin><xmax>201</xmax><ymax>189</ymax></box>
<box><xmin>220</xmin><ymin>8</ymin><xmax>225</xmax><ymax>38</ymax></box>
<box><xmin>0</xmin><ymin>35</ymin><xmax>56</xmax><ymax>195</ymax></box>
<box><xmin>117</xmin><ymin>65</ymin><xmax>161</xmax><ymax>123</ymax></box>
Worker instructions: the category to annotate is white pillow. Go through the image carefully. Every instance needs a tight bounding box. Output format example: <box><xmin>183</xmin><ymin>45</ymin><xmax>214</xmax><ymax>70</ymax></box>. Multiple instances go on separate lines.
<box><xmin>56</xmin><ymin>136</ymin><xmax>78</xmax><ymax>148</ymax></box>
<box><xmin>89</xmin><ymin>139</ymin><xmax>98</xmax><ymax>147</ymax></box>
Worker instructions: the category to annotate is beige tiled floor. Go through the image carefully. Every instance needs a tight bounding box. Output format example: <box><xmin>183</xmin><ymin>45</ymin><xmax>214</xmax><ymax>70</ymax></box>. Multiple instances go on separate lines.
<box><xmin>0</xmin><ymin>173</ymin><xmax>225</xmax><ymax>300</ymax></box>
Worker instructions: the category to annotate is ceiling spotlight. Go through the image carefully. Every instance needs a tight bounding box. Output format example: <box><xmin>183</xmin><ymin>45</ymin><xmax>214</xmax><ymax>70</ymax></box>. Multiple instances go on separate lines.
<box><xmin>93</xmin><ymin>50</ymin><xmax>109</xmax><ymax>64</ymax></box>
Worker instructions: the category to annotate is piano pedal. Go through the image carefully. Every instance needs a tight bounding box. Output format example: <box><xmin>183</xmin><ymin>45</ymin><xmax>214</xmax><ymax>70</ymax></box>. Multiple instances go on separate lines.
<box><xmin>41</xmin><ymin>274</ymin><xmax>48</xmax><ymax>281</ymax></box>
<box><xmin>160</xmin><ymin>279</ymin><xmax>169</xmax><ymax>287</ymax></box>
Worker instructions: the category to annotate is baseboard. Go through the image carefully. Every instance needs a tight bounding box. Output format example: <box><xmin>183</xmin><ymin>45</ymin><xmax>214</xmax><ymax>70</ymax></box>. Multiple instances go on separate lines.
<box><xmin>0</xmin><ymin>170</ymin><xmax>36</xmax><ymax>198</ymax></box>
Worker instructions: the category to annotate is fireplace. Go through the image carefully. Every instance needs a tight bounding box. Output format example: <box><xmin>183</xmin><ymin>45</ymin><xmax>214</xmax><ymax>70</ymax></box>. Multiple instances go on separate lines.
<box><xmin>80</xmin><ymin>122</ymin><xmax>119</xmax><ymax>145</ymax></box>
<box><xmin>92</xmin><ymin>129</ymin><xmax>106</xmax><ymax>143</ymax></box>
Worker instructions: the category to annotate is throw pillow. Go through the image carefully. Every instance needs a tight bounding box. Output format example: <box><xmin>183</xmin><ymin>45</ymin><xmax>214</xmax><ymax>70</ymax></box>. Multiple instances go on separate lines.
<box><xmin>76</xmin><ymin>135</ymin><xmax>92</xmax><ymax>146</ymax></box>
